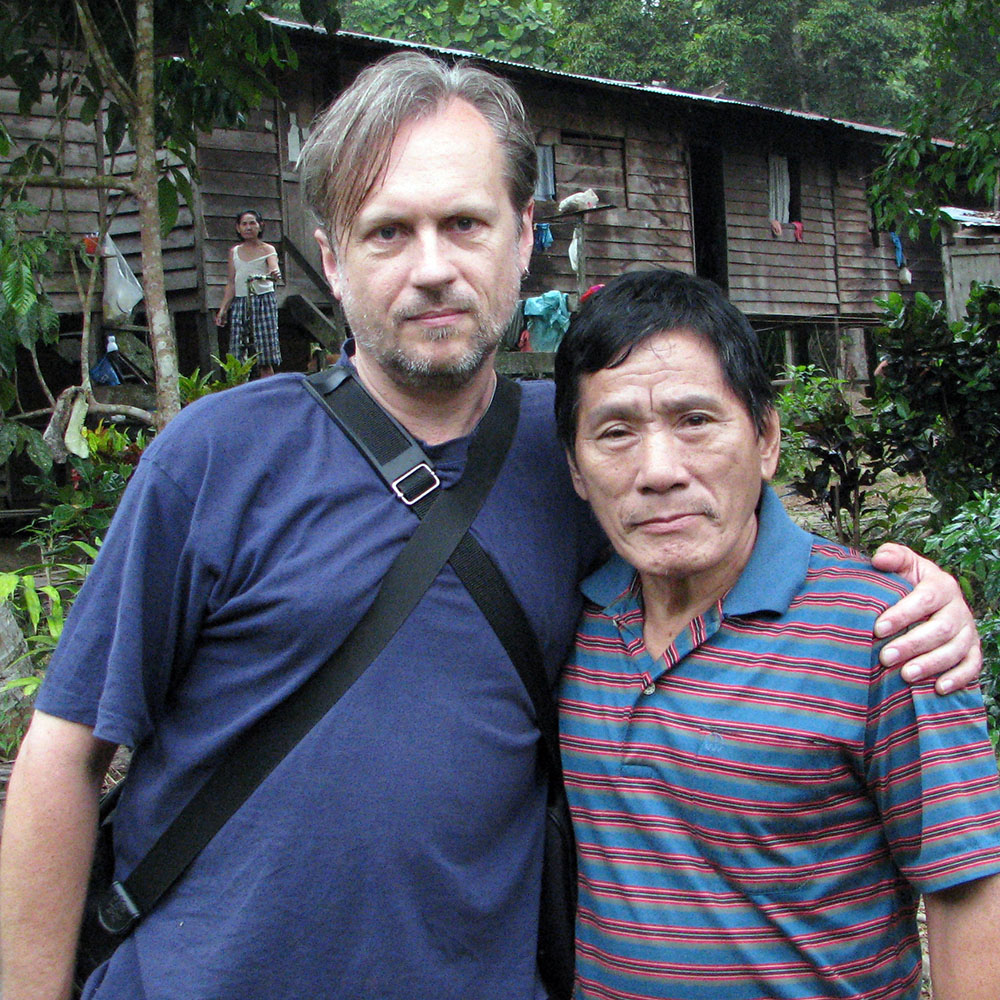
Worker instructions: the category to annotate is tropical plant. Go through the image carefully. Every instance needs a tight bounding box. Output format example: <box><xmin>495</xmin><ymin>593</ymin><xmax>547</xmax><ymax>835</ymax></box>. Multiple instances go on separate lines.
<box><xmin>0</xmin><ymin>0</ymin><xmax>335</xmax><ymax>429</ymax></box>
<box><xmin>870</xmin><ymin>0</ymin><xmax>1000</xmax><ymax>235</ymax></box>
<box><xmin>867</xmin><ymin>285</ymin><xmax>1000</xmax><ymax>518</ymax></box>
<box><xmin>342</xmin><ymin>0</ymin><xmax>557</xmax><ymax>66</ymax></box>
<box><xmin>922</xmin><ymin>490</ymin><xmax>1000</xmax><ymax>745</ymax></box>
<box><xmin>179</xmin><ymin>353</ymin><xmax>257</xmax><ymax>405</ymax></box>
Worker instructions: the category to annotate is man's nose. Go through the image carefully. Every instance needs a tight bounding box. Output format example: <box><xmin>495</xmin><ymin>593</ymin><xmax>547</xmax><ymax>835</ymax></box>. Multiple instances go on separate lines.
<box><xmin>409</xmin><ymin>229</ymin><xmax>458</xmax><ymax>288</ymax></box>
<box><xmin>635</xmin><ymin>430</ymin><xmax>690</xmax><ymax>493</ymax></box>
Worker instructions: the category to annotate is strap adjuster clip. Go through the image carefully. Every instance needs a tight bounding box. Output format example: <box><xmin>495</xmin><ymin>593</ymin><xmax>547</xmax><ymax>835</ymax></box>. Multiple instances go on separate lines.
<box><xmin>391</xmin><ymin>463</ymin><xmax>440</xmax><ymax>506</ymax></box>
<box><xmin>97</xmin><ymin>880</ymin><xmax>142</xmax><ymax>936</ymax></box>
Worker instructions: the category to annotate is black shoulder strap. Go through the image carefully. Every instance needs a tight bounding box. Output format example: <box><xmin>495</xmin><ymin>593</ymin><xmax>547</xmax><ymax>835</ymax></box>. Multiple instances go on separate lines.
<box><xmin>98</xmin><ymin>367</ymin><xmax>521</xmax><ymax>935</ymax></box>
<box><xmin>310</xmin><ymin>368</ymin><xmax>563</xmax><ymax>781</ymax></box>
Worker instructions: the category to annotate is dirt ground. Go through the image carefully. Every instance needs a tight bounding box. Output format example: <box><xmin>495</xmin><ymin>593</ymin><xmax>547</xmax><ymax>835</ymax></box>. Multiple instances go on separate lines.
<box><xmin>0</xmin><ymin>533</ymin><xmax>39</xmax><ymax>573</ymax></box>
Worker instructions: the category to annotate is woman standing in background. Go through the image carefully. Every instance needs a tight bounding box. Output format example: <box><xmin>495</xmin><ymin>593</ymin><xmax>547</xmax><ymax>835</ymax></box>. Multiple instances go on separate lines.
<box><xmin>215</xmin><ymin>209</ymin><xmax>282</xmax><ymax>377</ymax></box>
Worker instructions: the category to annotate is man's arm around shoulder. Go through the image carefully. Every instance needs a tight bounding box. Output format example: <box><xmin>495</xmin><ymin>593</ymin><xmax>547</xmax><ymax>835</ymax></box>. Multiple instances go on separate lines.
<box><xmin>0</xmin><ymin>710</ymin><xmax>117</xmax><ymax>1000</ymax></box>
<box><xmin>925</xmin><ymin>871</ymin><xmax>1000</xmax><ymax>1000</ymax></box>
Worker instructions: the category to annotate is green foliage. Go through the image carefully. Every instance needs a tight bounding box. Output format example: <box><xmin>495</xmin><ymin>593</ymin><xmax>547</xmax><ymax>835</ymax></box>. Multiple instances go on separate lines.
<box><xmin>178</xmin><ymin>353</ymin><xmax>256</xmax><ymax>404</ymax></box>
<box><xmin>0</xmin><ymin>201</ymin><xmax>65</xmax><ymax>474</ymax></box>
<box><xmin>776</xmin><ymin>366</ymin><xmax>879</xmax><ymax>546</ymax></box>
<box><xmin>0</xmin><ymin>202</ymin><xmax>63</xmax><ymax>376</ymax></box>
<box><xmin>343</xmin><ymin>0</ymin><xmax>557</xmax><ymax>66</ymax></box>
<box><xmin>867</xmin><ymin>285</ymin><xmax>1000</xmax><ymax>517</ymax></box>
<box><xmin>777</xmin><ymin>364</ymin><xmax>938</xmax><ymax>548</ymax></box>
<box><xmin>0</xmin><ymin>419</ymin><xmax>146</xmax><ymax>753</ymax></box>
<box><xmin>553</xmin><ymin>0</ymin><xmax>931</xmax><ymax>126</ymax></box>
<box><xmin>921</xmin><ymin>491</ymin><xmax>1000</xmax><ymax>740</ymax></box>
<box><xmin>24</xmin><ymin>423</ymin><xmax>147</xmax><ymax>556</ymax></box>
<box><xmin>870</xmin><ymin>0</ymin><xmax>1000</xmax><ymax>234</ymax></box>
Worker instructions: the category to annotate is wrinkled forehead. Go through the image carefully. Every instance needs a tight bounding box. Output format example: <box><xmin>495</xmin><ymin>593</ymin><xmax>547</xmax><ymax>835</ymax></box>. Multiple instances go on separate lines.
<box><xmin>335</xmin><ymin>100</ymin><xmax>519</xmax><ymax>244</ymax></box>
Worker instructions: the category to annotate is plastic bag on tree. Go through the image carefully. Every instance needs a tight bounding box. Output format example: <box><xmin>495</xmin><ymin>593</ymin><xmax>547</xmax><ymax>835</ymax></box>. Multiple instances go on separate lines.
<box><xmin>102</xmin><ymin>235</ymin><xmax>144</xmax><ymax>324</ymax></box>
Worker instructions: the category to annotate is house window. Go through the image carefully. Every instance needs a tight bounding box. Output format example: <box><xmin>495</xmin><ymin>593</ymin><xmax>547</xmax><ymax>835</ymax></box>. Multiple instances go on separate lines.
<box><xmin>559</xmin><ymin>131</ymin><xmax>627</xmax><ymax>208</ymax></box>
<box><xmin>768</xmin><ymin>153</ymin><xmax>801</xmax><ymax>223</ymax></box>
<box><xmin>534</xmin><ymin>145</ymin><xmax>556</xmax><ymax>202</ymax></box>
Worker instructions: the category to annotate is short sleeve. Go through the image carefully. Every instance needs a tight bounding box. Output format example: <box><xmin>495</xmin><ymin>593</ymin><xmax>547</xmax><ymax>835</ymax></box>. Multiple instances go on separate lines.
<box><xmin>36</xmin><ymin>454</ymin><xmax>213</xmax><ymax>749</ymax></box>
<box><xmin>864</xmin><ymin>658</ymin><xmax>1000</xmax><ymax>893</ymax></box>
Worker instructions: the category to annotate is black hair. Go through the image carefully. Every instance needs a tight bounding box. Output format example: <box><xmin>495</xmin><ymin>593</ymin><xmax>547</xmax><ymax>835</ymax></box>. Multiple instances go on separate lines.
<box><xmin>554</xmin><ymin>269</ymin><xmax>775</xmax><ymax>449</ymax></box>
<box><xmin>235</xmin><ymin>209</ymin><xmax>264</xmax><ymax>236</ymax></box>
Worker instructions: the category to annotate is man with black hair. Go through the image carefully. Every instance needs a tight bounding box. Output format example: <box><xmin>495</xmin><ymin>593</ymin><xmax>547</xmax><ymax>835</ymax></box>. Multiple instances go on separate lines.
<box><xmin>555</xmin><ymin>269</ymin><xmax>1000</xmax><ymax>1000</ymax></box>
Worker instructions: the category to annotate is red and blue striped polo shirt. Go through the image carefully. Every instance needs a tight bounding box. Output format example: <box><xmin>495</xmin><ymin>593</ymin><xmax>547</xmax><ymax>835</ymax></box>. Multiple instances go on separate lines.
<box><xmin>559</xmin><ymin>486</ymin><xmax>1000</xmax><ymax>999</ymax></box>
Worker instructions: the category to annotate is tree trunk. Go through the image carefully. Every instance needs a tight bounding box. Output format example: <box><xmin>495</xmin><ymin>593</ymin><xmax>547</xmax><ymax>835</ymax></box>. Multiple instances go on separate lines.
<box><xmin>132</xmin><ymin>0</ymin><xmax>181</xmax><ymax>427</ymax></box>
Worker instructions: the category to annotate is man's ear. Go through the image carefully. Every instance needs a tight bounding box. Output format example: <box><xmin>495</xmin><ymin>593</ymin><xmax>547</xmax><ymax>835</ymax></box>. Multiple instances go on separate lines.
<box><xmin>758</xmin><ymin>407</ymin><xmax>782</xmax><ymax>482</ymax></box>
<box><xmin>566</xmin><ymin>447</ymin><xmax>589</xmax><ymax>502</ymax></box>
<box><xmin>314</xmin><ymin>227</ymin><xmax>343</xmax><ymax>300</ymax></box>
<box><xmin>517</xmin><ymin>199</ymin><xmax>535</xmax><ymax>274</ymax></box>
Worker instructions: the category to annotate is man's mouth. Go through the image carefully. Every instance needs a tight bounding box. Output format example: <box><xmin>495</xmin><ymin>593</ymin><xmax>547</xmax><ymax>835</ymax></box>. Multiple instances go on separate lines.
<box><xmin>629</xmin><ymin>507</ymin><xmax>717</xmax><ymax>532</ymax></box>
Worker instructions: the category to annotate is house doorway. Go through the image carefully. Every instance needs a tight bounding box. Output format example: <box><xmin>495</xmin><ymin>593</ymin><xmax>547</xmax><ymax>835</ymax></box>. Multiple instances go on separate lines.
<box><xmin>690</xmin><ymin>145</ymin><xmax>729</xmax><ymax>292</ymax></box>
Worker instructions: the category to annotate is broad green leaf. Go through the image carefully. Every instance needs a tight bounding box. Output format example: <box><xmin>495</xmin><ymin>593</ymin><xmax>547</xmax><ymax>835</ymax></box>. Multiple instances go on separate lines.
<box><xmin>2</xmin><ymin>259</ymin><xmax>35</xmax><ymax>316</ymax></box>
<box><xmin>0</xmin><ymin>572</ymin><xmax>19</xmax><ymax>603</ymax></box>
<box><xmin>38</xmin><ymin>585</ymin><xmax>63</xmax><ymax>638</ymax></box>
<box><xmin>0</xmin><ymin>379</ymin><xmax>15</xmax><ymax>411</ymax></box>
<box><xmin>0</xmin><ymin>421</ymin><xmax>18</xmax><ymax>463</ymax></box>
<box><xmin>20</xmin><ymin>575</ymin><xmax>40</xmax><ymax>632</ymax></box>
<box><xmin>21</xmin><ymin>425</ymin><xmax>53</xmax><ymax>472</ymax></box>
<box><xmin>158</xmin><ymin>177</ymin><xmax>180</xmax><ymax>238</ymax></box>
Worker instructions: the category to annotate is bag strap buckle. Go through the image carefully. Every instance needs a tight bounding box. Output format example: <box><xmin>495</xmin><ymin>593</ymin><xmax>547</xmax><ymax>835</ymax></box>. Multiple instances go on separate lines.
<box><xmin>391</xmin><ymin>463</ymin><xmax>440</xmax><ymax>506</ymax></box>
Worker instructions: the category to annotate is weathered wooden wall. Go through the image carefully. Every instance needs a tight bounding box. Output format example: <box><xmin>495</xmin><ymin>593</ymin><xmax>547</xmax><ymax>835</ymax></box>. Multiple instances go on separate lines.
<box><xmin>3</xmin><ymin>30</ymin><xmax>948</xmax><ymax>364</ymax></box>
<box><xmin>723</xmin><ymin>148</ymin><xmax>840</xmax><ymax>317</ymax></box>
<box><xmin>832</xmin><ymin>155</ymin><xmax>899</xmax><ymax>317</ymax></box>
<box><xmin>526</xmin><ymin>89</ymin><xmax>694</xmax><ymax>294</ymax></box>
<box><xmin>0</xmin><ymin>74</ymin><xmax>103</xmax><ymax>315</ymax></box>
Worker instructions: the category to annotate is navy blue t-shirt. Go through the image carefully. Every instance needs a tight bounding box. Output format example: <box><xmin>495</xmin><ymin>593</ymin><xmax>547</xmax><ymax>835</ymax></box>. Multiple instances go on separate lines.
<box><xmin>38</xmin><ymin>370</ymin><xmax>602</xmax><ymax>999</ymax></box>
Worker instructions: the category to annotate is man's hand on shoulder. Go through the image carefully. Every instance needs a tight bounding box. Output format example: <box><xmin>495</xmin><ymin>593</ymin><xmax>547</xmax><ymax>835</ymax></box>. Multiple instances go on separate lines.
<box><xmin>871</xmin><ymin>542</ymin><xmax>981</xmax><ymax>694</ymax></box>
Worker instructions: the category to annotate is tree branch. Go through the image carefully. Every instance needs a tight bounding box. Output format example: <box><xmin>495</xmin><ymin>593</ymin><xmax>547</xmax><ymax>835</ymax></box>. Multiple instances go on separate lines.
<box><xmin>0</xmin><ymin>174</ymin><xmax>137</xmax><ymax>195</ymax></box>
<box><xmin>73</xmin><ymin>0</ymin><xmax>139</xmax><ymax>119</ymax></box>
<box><xmin>86</xmin><ymin>399</ymin><xmax>156</xmax><ymax>427</ymax></box>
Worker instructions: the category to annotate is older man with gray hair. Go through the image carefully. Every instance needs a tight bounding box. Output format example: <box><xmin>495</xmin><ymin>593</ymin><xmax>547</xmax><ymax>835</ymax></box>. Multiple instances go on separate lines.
<box><xmin>0</xmin><ymin>52</ymin><xmax>979</xmax><ymax>1000</ymax></box>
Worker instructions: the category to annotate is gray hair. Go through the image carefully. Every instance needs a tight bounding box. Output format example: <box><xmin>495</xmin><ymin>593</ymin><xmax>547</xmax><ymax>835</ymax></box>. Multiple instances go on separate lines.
<box><xmin>299</xmin><ymin>51</ymin><xmax>537</xmax><ymax>241</ymax></box>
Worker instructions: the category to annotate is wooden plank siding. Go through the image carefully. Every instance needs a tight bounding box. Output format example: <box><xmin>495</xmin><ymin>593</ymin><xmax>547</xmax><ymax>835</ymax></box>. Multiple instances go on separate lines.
<box><xmin>831</xmin><ymin>155</ymin><xmax>899</xmax><ymax>315</ymax></box>
<box><xmin>525</xmin><ymin>88</ymin><xmax>693</xmax><ymax>294</ymax></box>
<box><xmin>723</xmin><ymin>148</ymin><xmax>840</xmax><ymax>318</ymax></box>
<box><xmin>3</xmin><ymin>28</ymin><xmax>947</xmax><ymax>367</ymax></box>
<box><xmin>0</xmin><ymin>73</ymin><xmax>106</xmax><ymax>314</ymax></box>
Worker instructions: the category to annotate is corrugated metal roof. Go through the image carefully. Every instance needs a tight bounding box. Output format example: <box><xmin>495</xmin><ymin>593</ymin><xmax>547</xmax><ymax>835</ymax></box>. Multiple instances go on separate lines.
<box><xmin>266</xmin><ymin>16</ymin><xmax>949</xmax><ymax>146</ymax></box>
<box><xmin>940</xmin><ymin>206</ymin><xmax>1000</xmax><ymax>228</ymax></box>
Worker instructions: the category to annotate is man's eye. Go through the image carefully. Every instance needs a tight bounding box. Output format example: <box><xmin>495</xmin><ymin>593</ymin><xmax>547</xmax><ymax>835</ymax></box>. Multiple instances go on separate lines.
<box><xmin>683</xmin><ymin>413</ymin><xmax>710</xmax><ymax>427</ymax></box>
<box><xmin>375</xmin><ymin>225</ymin><xmax>398</xmax><ymax>241</ymax></box>
<box><xmin>598</xmin><ymin>425</ymin><xmax>632</xmax><ymax>441</ymax></box>
<box><xmin>453</xmin><ymin>217</ymin><xmax>478</xmax><ymax>233</ymax></box>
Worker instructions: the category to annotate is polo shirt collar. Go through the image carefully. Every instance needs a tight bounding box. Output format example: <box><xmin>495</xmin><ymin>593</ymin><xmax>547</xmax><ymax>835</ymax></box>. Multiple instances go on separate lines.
<box><xmin>580</xmin><ymin>485</ymin><xmax>814</xmax><ymax>618</ymax></box>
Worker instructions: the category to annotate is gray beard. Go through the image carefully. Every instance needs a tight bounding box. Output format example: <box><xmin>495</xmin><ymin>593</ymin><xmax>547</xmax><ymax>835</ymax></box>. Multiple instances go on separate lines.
<box><xmin>344</xmin><ymin>283</ymin><xmax>518</xmax><ymax>393</ymax></box>
<box><xmin>355</xmin><ymin>320</ymin><xmax>505</xmax><ymax>392</ymax></box>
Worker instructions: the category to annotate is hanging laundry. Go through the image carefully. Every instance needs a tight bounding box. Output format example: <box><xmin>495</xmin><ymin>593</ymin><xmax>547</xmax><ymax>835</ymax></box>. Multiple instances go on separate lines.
<box><xmin>890</xmin><ymin>232</ymin><xmax>907</xmax><ymax>268</ymax></box>
<box><xmin>523</xmin><ymin>290</ymin><xmax>570</xmax><ymax>352</ymax></box>
<box><xmin>533</xmin><ymin>223</ymin><xmax>553</xmax><ymax>253</ymax></box>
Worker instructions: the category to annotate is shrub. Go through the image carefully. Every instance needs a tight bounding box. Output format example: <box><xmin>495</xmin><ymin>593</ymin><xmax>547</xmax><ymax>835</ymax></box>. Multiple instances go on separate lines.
<box><xmin>869</xmin><ymin>284</ymin><xmax>1000</xmax><ymax>519</ymax></box>
<box><xmin>922</xmin><ymin>490</ymin><xmax>1000</xmax><ymax>746</ymax></box>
